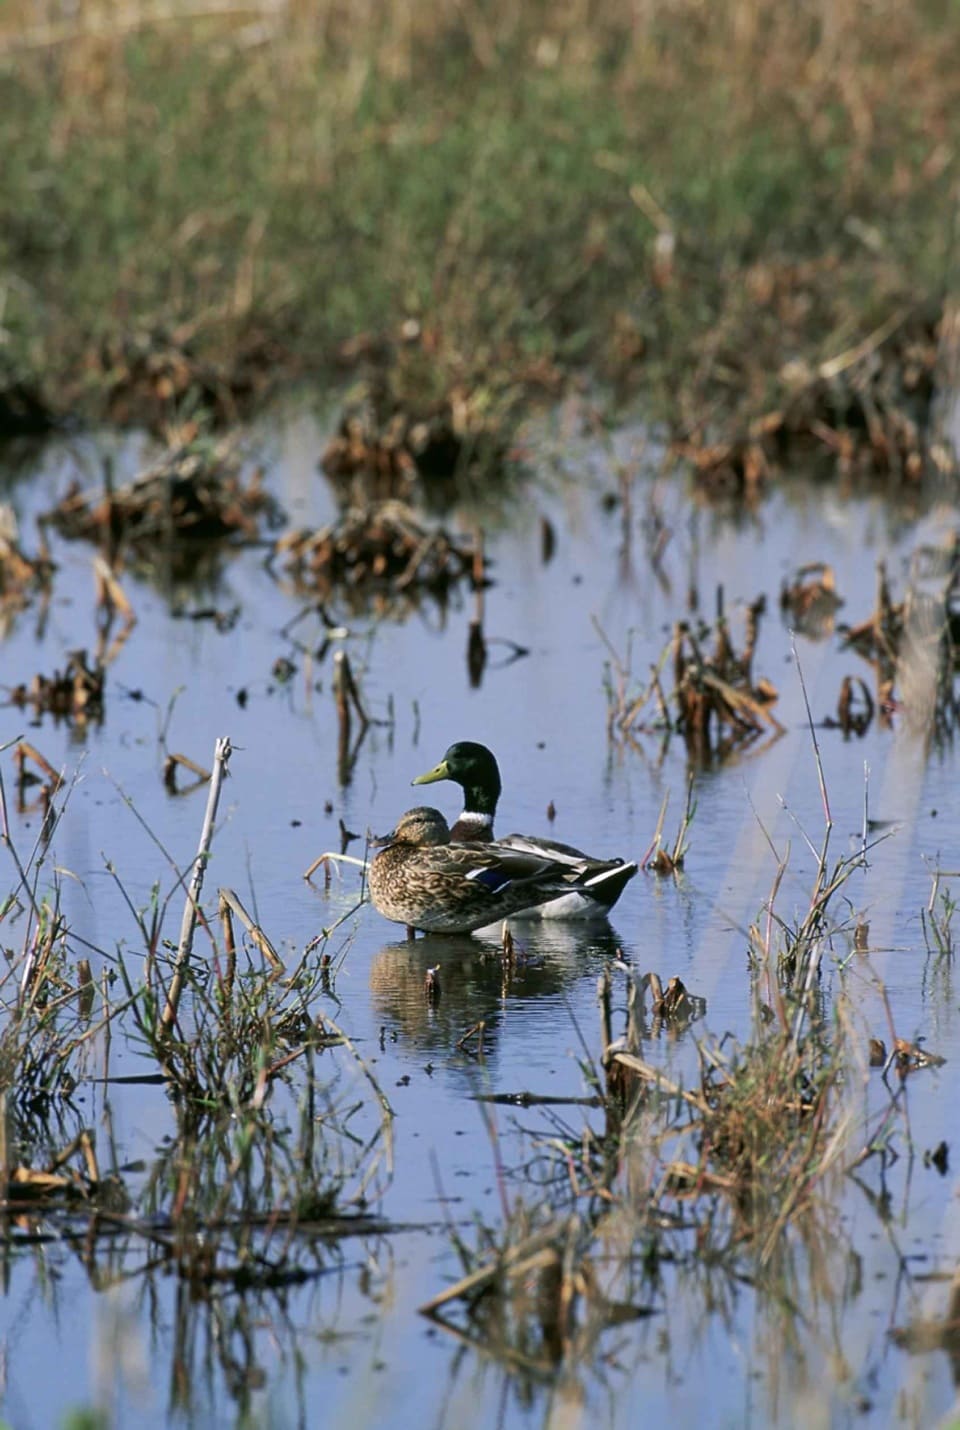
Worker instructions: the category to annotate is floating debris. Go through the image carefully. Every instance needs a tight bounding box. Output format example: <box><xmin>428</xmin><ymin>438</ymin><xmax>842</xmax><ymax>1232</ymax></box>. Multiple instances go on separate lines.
<box><xmin>274</xmin><ymin>500</ymin><xmax>475</xmax><ymax>615</ymax></box>
<box><xmin>780</xmin><ymin>562</ymin><xmax>843</xmax><ymax>639</ymax></box>
<box><xmin>13</xmin><ymin>739</ymin><xmax>62</xmax><ymax>822</ymax></box>
<box><xmin>893</xmin><ymin>1036</ymin><xmax>946</xmax><ymax>1078</ymax></box>
<box><xmin>163</xmin><ymin>751</ymin><xmax>212</xmax><ymax>796</ymax></box>
<box><xmin>8</xmin><ymin>650</ymin><xmax>104</xmax><ymax>724</ymax></box>
<box><xmin>5</xmin><ymin>1129</ymin><xmax>111</xmax><ymax>1204</ymax></box>
<box><xmin>646</xmin><ymin>970</ymin><xmax>707</xmax><ymax>1032</ymax></box>
<box><xmin>832</xmin><ymin>674</ymin><xmax>875</xmax><ymax>737</ymax></box>
<box><xmin>41</xmin><ymin>436</ymin><xmax>281</xmax><ymax>580</ymax></box>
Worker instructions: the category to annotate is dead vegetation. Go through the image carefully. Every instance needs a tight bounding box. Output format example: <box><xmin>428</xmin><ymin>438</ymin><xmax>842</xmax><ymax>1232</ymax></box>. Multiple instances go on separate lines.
<box><xmin>420</xmin><ymin>957</ymin><xmax>860</xmax><ymax>1383</ymax></box>
<box><xmin>7</xmin><ymin>649</ymin><xmax>104</xmax><ymax>725</ymax></box>
<box><xmin>421</xmin><ymin>869</ymin><xmax>922</xmax><ymax>1397</ymax></box>
<box><xmin>0</xmin><ymin>504</ymin><xmax>54</xmax><ymax>632</ymax></box>
<box><xmin>89</xmin><ymin>326</ymin><xmax>284</xmax><ymax>435</ymax></box>
<box><xmin>839</xmin><ymin>534</ymin><xmax>960</xmax><ymax>739</ymax></box>
<box><xmin>417</xmin><ymin>694</ymin><xmax>945</xmax><ymax>1397</ymax></box>
<box><xmin>322</xmin><ymin>340</ymin><xmax>523</xmax><ymax>508</ymax></box>
<box><xmin>779</xmin><ymin>562</ymin><xmax>843</xmax><ymax>640</ymax></box>
<box><xmin>599</xmin><ymin>593</ymin><xmax>782</xmax><ymax>759</ymax></box>
<box><xmin>40</xmin><ymin>434</ymin><xmax>281</xmax><ymax>581</ymax></box>
<box><xmin>0</xmin><ymin>737</ymin><xmax>395</xmax><ymax>1325</ymax></box>
<box><xmin>676</xmin><ymin>295</ymin><xmax>950</xmax><ymax>498</ymax></box>
<box><xmin>274</xmin><ymin>500</ymin><xmax>477</xmax><ymax>615</ymax></box>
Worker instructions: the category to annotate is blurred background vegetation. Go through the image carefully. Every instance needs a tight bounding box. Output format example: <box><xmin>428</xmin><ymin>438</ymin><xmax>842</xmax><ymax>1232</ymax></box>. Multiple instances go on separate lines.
<box><xmin>0</xmin><ymin>0</ymin><xmax>957</xmax><ymax>441</ymax></box>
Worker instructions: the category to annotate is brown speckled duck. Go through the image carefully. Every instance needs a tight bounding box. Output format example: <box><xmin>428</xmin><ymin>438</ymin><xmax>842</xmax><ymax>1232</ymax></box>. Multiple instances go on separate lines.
<box><xmin>368</xmin><ymin>805</ymin><xmax>615</xmax><ymax>935</ymax></box>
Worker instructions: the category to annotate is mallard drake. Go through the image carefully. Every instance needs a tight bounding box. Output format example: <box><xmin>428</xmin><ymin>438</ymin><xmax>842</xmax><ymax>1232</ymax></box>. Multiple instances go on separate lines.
<box><xmin>368</xmin><ymin>805</ymin><xmax>620</xmax><ymax>934</ymax></box>
<box><xmin>411</xmin><ymin>741</ymin><xmax>637</xmax><ymax>918</ymax></box>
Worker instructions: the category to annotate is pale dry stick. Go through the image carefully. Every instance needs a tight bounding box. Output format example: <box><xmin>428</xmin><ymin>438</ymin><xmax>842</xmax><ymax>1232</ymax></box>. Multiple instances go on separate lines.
<box><xmin>93</xmin><ymin>555</ymin><xmax>136</xmax><ymax>625</ymax></box>
<box><xmin>419</xmin><ymin>1222</ymin><xmax>569</xmax><ymax>1316</ymax></box>
<box><xmin>671</xmin><ymin>770</ymin><xmax>696</xmax><ymax>865</ymax></box>
<box><xmin>160</xmin><ymin>736</ymin><xmax>232</xmax><ymax>1035</ymax></box>
<box><xmin>818</xmin><ymin>306</ymin><xmax>911</xmax><ymax>382</ymax></box>
<box><xmin>304</xmin><ymin>851</ymin><xmax>367</xmax><ymax>883</ymax></box>
<box><xmin>104</xmin><ymin>766</ymin><xmax>211</xmax><ymax>958</ymax></box>
<box><xmin>640</xmin><ymin>791</ymin><xmax>669</xmax><ymax>870</ymax></box>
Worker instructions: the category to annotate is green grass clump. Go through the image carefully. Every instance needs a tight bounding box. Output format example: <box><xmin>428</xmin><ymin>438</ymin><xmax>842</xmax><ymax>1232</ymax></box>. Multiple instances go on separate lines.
<box><xmin>0</xmin><ymin>0</ymin><xmax>957</xmax><ymax>434</ymax></box>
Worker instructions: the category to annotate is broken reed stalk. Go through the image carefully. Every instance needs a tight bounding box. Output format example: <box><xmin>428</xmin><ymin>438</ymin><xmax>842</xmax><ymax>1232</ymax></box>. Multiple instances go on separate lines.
<box><xmin>218</xmin><ymin>887</ymin><xmax>284</xmax><ymax>973</ymax></box>
<box><xmin>160</xmin><ymin>735</ymin><xmax>232</xmax><ymax>1035</ymax></box>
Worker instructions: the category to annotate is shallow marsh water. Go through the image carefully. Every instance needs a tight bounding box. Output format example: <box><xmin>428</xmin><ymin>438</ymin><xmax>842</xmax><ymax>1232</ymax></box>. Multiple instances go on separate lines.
<box><xmin>1</xmin><ymin>399</ymin><xmax>959</xmax><ymax>1428</ymax></box>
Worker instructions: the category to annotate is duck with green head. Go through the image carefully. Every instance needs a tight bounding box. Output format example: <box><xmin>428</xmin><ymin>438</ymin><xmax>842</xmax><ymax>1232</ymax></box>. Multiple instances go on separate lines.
<box><xmin>368</xmin><ymin>805</ymin><xmax>612</xmax><ymax>935</ymax></box>
<box><xmin>412</xmin><ymin>741</ymin><xmax>637</xmax><ymax>919</ymax></box>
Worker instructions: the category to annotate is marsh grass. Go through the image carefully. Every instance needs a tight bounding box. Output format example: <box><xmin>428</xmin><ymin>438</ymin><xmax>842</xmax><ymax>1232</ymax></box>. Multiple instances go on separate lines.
<box><xmin>921</xmin><ymin>861</ymin><xmax>960</xmax><ymax>963</ymax></box>
<box><xmin>0</xmin><ymin>0</ymin><xmax>957</xmax><ymax>466</ymax></box>
<box><xmin>421</xmin><ymin>975</ymin><xmax>862</xmax><ymax>1393</ymax></box>
<box><xmin>419</xmin><ymin>746</ymin><xmax>905</xmax><ymax>1392</ymax></box>
<box><xmin>598</xmin><ymin>594</ymin><xmax>782</xmax><ymax>760</ymax></box>
<box><xmin>0</xmin><ymin>737</ymin><xmax>395</xmax><ymax>1337</ymax></box>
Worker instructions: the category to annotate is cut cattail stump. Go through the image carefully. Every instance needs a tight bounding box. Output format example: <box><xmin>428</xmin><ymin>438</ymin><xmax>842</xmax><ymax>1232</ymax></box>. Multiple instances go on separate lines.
<box><xmin>467</xmin><ymin>528</ymin><xmax>487</xmax><ymax>688</ymax></box>
<box><xmin>333</xmin><ymin>649</ymin><xmax>371</xmax><ymax>785</ymax></box>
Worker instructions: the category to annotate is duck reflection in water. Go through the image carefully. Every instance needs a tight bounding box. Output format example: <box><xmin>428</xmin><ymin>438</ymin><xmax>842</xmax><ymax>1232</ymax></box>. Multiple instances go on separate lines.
<box><xmin>368</xmin><ymin>922</ymin><xmax>629</xmax><ymax>1059</ymax></box>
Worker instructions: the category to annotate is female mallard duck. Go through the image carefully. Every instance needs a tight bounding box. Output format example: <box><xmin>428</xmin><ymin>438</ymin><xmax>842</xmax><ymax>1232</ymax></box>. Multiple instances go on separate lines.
<box><xmin>411</xmin><ymin>741</ymin><xmax>637</xmax><ymax>919</ymax></box>
<box><xmin>368</xmin><ymin>805</ymin><xmax>616</xmax><ymax>935</ymax></box>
